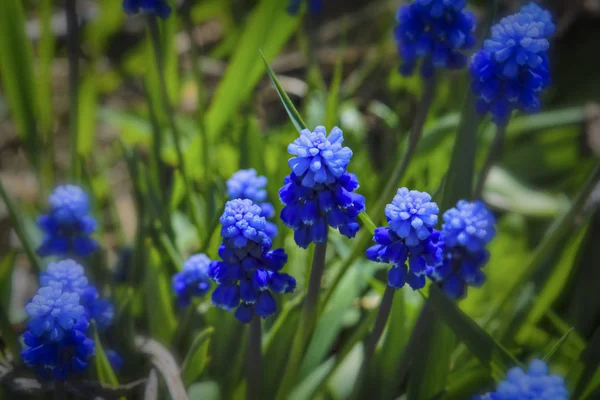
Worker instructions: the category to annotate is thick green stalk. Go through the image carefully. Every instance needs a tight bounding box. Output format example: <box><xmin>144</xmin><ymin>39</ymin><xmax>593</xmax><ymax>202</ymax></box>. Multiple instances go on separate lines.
<box><xmin>474</xmin><ymin>124</ymin><xmax>507</xmax><ymax>198</ymax></box>
<box><xmin>247</xmin><ymin>315</ymin><xmax>262</xmax><ymax>400</ymax></box>
<box><xmin>66</xmin><ymin>0</ymin><xmax>80</xmax><ymax>181</ymax></box>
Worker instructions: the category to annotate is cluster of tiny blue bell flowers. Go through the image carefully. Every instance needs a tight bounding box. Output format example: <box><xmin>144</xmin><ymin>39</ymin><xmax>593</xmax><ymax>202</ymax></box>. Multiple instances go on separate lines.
<box><xmin>367</xmin><ymin>188</ymin><xmax>442</xmax><ymax>290</ymax></box>
<box><xmin>37</xmin><ymin>185</ymin><xmax>98</xmax><ymax>258</ymax></box>
<box><xmin>280</xmin><ymin>126</ymin><xmax>366</xmax><ymax>248</ymax></box>
<box><xmin>208</xmin><ymin>199</ymin><xmax>296</xmax><ymax>323</ymax></box>
<box><xmin>227</xmin><ymin>169</ymin><xmax>278</xmax><ymax>238</ymax></box>
<box><xmin>470</xmin><ymin>3</ymin><xmax>555</xmax><ymax>124</ymax></box>
<box><xmin>172</xmin><ymin>254</ymin><xmax>212</xmax><ymax>308</ymax></box>
<box><xmin>394</xmin><ymin>0</ymin><xmax>476</xmax><ymax>77</ymax></box>
<box><xmin>474</xmin><ymin>359</ymin><xmax>568</xmax><ymax>400</ymax></box>
<box><xmin>122</xmin><ymin>0</ymin><xmax>171</xmax><ymax>19</ymax></box>
<box><xmin>21</xmin><ymin>280</ymin><xmax>95</xmax><ymax>379</ymax></box>
<box><xmin>288</xmin><ymin>0</ymin><xmax>323</xmax><ymax>15</ymax></box>
<box><xmin>427</xmin><ymin>200</ymin><xmax>496</xmax><ymax>299</ymax></box>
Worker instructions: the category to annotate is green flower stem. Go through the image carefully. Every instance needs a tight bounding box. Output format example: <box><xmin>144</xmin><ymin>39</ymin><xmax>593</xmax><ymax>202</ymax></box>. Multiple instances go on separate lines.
<box><xmin>351</xmin><ymin>285</ymin><xmax>395</xmax><ymax>399</ymax></box>
<box><xmin>371</xmin><ymin>74</ymin><xmax>437</xmax><ymax>220</ymax></box>
<box><xmin>275</xmin><ymin>241</ymin><xmax>328</xmax><ymax>400</ymax></box>
<box><xmin>147</xmin><ymin>16</ymin><xmax>204</xmax><ymax>244</ymax></box>
<box><xmin>474</xmin><ymin>124</ymin><xmax>507</xmax><ymax>198</ymax></box>
<box><xmin>66</xmin><ymin>0</ymin><xmax>80</xmax><ymax>181</ymax></box>
<box><xmin>247</xmin><ymin>315</ymin><xmax>262</xmax><ymax>400</ymax></box>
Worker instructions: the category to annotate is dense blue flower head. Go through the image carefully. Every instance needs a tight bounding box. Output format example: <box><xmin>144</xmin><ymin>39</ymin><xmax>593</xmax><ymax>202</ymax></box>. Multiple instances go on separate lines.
<box><xmin>80</xmin><ymin>287</ymin><xmax>115</xmax><ymax>331</ymax></box>
<box><xmin>367</xmin><ymin>188</ymin><xmax>441</xmax><ymax>290</ymax></box>
<box><xmin>122</xmin><ymin>0</ymin><xmax>171</xmax><ymax>19</ymax></box>
<box><xmin>394</xmin><ymin>0</ymin><xmax>476</xmax><ymax>77</ymax></box>
<box><xmin>172</xmin><ymin>254</ymin><xmax>212</xmax><ymax>308</ymax></box>
<box><xmin>474</xmin><ymin>359</ymin><xmax>568</xmax><ymax>400</ymax></box>
<box><xmin>288</xmin><ymin>0</ymin><xmax>323</xmax><ymax>15</ymax></box>
<box><xmin>288</xmin><ymin>126</ymin><xmax>353</xmax><ymax>188</ymax></box>
<box><xmin>37</xmin><ymin>185</ymin><xmax>98</xmax><ymax>257</ymax></box>
<box><xmin>280</xmin><ymin>172</ymin><xmax>365</xmax><ymax>248</ymax></box>
<box><xmin>220</xmin><ymin>199</ymin><xmax>272</xmax><ymax>253</ymax></box>
<box><xmin>227</xmin><ymin>169</ymin><xmax>278</xmax><ymax>238</ymax></box>
<box><xmin>470</xmin><ymin>3</ymin><xmax>554</xmax><ymax>124</ymax></box>
<box><xmin>428</xmin><ymin>200</ymin><xmax>496</xmax><ymax>299</ymax></box>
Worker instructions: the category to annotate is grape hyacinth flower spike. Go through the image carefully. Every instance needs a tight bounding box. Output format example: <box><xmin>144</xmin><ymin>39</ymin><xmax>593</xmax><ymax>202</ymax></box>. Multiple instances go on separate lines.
<box><xmin>280</xmin><ymin>126</ymin><xmax>366</xmax><ymax>248</ymax></box>
<box><xmin>209</xmin><ymin>199</ymin><xmax>296</xmax><ymax>323</ymax></box>
<box><xmin>172</xmin><ymin>254</ymin><xmax>213</xmax><ymax>308</ymax></box>
<box><xmin>227</xmin><ymin>169</ymin><xmax>278</xmax><ymax>238</ymax></box>
<box><xmin>394</xmin><ymin>0</ymin><xmax>476</xmax><ymax>77</ymax></box>
<box><xmin>37</xmin><ymin>185</ymin><xmax>98</xmax><ymax>257</ymax></box>
<box><xmin>428</xmin><ymin>200</ymin><xmax>496</xmax><ymax>299</ymax></box>
<box><xmin>474</xmin><ymin>359</ymin><xmax>568</xmax><ymax>400</ymax></box>
<box><xmin>470</xmin><ymin>3</ymin><xmax>555</xmax><ymax>124</ymax></box>
<box><xmin>122</xmin><ymin>0</ymin><xmax>171</xmax><ymax>19</ymax></box>
<box><xmin>21</xmin><ymin>283</ymin><xmax>95</xmax><ymax>379</ymax></box>
<box><xmin>366</xmin><ymin>188</ymin><xmax>442</xmax><ymax>290</ymax></box>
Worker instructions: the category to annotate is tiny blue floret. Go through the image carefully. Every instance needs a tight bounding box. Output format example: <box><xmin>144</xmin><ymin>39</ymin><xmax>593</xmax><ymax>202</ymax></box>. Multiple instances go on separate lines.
<box><xmin>172</xmin><ymin>254</ymin><xmax>212</xmax><ymax>308</ymax></box>
<box><xmin>288</xmin><ymin>0</ymin><xmax>323</xmax><ymax>15</ymax></box>
<box><xmin>123</xmin><ymin>0</ymin><xmax>171</xmax><ymax>19</ymax></box>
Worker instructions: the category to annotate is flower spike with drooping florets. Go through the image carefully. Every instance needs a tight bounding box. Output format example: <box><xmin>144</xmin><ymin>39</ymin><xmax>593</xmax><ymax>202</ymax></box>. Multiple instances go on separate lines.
<box><xmin>428</xmin><ymin>200</ymin><xmax>496</xmax><ymax>299</ymax></box>
<box><xmin>280</xmin><ymin>126</ymin><xmax>365</xmax><ymax>248</ymax></box>
<box><xmin>122</xmin><ymin>0</ymin><xmax>171</xmax><ymax>19</ymax></box>
<box><xmin>227</xmin><ymin>169</ymin><xmax>277</xmax><ymax>238</ymax></box>
<box><xmin>172</xmin><ymin>254</ymin><xmax>213</xmax><ymax>308</ymax></box>
<box><xmin>470</xmin><ymin>2</ymin><xmax>555</xmax><ymax>125</ymax></box>
<box><xmin>209</xmin><ymin>199</ymin><xmax>296</xmax><ymax>323</ymax></box>
<box><xmin>21</xmin><ymin>283</ymin><xmax>95</xmax><ymax>379</ymax></box>
<box><xmin>394</xmin><ymin>0</ymin><xmax>476</xmax><ymax>77</ymax></box>
<box><xmin>37</xmin><ymin>185</ymin><xmax>98</xmax><ymax>257</ymax></box>
<box><xmin>367</xmin><ymin>188</ymin><xmax>442</xmax><ymax>290</ymax></box>
<box><xmin>474</xmin><ymin>359</ymin><xmax>568</xmax><ymax>400</ymax></box>
<box><xmin>288</xmin><ymin>0</ymin><xmax>323</xmax><ymax>15</ymax></box>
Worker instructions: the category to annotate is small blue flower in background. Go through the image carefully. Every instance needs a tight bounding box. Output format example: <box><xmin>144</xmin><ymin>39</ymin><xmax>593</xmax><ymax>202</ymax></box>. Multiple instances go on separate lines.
<box><xmin>428</xmin><ymin>200</ymin><xmax>496</xmax><ymax>299</ymax></box>
<box><xmin>280</xmin><ymin>126</ymin><xmax>365</xmax><ymax>248</ymax></box>
<box><xmin>288</xmin><ymin>0</ymin><xmax>323</xmax><ymax>15</ymax></box>
<box><xmin>394</xmin><ymin>0</ymin><xmax>476</xmax><ymax>77</ymax></box>
<box><xmin>227</xmin><ymin>169</ymin><xmax>278</xmax><ymax>238</ymax></box>
<box><xmin>474</xmin><ymin>359</ymin><xmax>568</xmax><ymax>400</ymax></box>
<box><xmin>172</xmin><ymin>254</ymin><xmax>212</xmax><ymax>308</ymax></box>
<box><xmin>122</xmin><ymin>0</ymin><xmax>171</xmax><ymax>19</ymax></box>
<box><xmin>470</xmin><ymin>3</ymin><xmax>555</xmax><ymax>124</ymax></box>
<box><xmin>209</xmin><ymin>199</ymin><xmax>296</xmax><ymax>323</ymax></box>
<box><xmin>367</xmin><ymin>188</ymin><xmax>442</xmax><ymax>290</ymax></box>
<box><xmin>106</xmin><ymin>350</ymin><xmax>124</xmax><ymax>372</ymax></box>
<box><xmin>21</xmin><ymin>283</ymin><xmax>95</xmax><ymax>379</ymax></box>
<box><xmin>37</xmin><ymin>185</ymin><xmax>98</xmax><ymax>257</ymax></box>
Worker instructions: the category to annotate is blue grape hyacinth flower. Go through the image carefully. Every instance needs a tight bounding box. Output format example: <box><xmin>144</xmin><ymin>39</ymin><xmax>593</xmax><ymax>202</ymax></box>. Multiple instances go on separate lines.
<box><xmin>428</xmin><ymin>200</ymin><xmax>496</xmax><ymax>299</ymax></box>
<box><xmin>209</xmin><ymin>199</ymin><xmax>296</xmax><ymax>323</ymax></box>
<box><xmin>394</xmin><ymin>0</ymin><xmax>476</xmax><ymax>77</ymax></box>
<box><xmin>37</xmin><ymin>185</ymin><xmax>98</xmax><ymax>257</ymax></box>
<box><xmin>21</xmin><ymin>283</ymin><xmax>95</xmax><ymax>379</ymax></box>
<box><xmin>172</xmin><ymin>254</ymin><xmax>212</xmax><ymax>308</ymax></box>
<box><xmin>281</xmin><ymin>126</ymin><xmax>365</xmax><ymax>248</ymax></box>
<box><xmin>367</xmin><ymin>189</ymin><xmax>442</xmax><ymax>290</ymax></box>
<box><xmin>227</xmin><ymin>169</ymin><xmax>278</xmax><ymax>238</ymax></box>
<box><xmin>474</xmin><ymin>359</ymin><xmax>568</xmax><ymax>400</ymax></box>
<box><xmin>288</xmin><ymin>0</ymin><xmax>323</xmax><ymax>15</ymax></box>
<box><xmin>470</xmin><ymin>3</ymin><xmax>555</xmax><ymax>124</ymax></box>
<box><xmin>122</xmin><ymin>0</ymin><xmax>171</xmax><ymax>19</ymax></box>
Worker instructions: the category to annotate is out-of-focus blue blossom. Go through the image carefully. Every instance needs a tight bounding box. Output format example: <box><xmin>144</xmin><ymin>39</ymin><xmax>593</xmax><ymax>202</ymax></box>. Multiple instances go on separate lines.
<box><xmin>122</xmin><ymin>0</ymin><xmax>171</xmax><ymax>19</ymax></box>
<box><xmin>37</xmin><ymin>185</ymin><xmax>98</xmax><ymax>257</ymax></box>
<box><xmin>210</xmin><ymin>200</ymin><xmax>296</xmax><ymax>323</ymax></box>
<box><xmin>172</xmin><ymin>254</ymin><xmax>212</xmax><ymax>308</ymax></box>
<box><xmin>367</xmin><ymin>189</ymin><xmax>442</xmax><ymax>290</ymax></box>
<box><xmin>80</xmin><ymin>287</ymin><xmax>115</xmax><ymax>331</ymax></box>
<box><xmin>227</xmin><ymin>169</ymin><xmax>278</xmax><ymax>238</ymax></box>
<box><xmin>281</xmin><ymin>126</ymin><xmax>365</xmax><ymax>248</ymax></box>
<box><xmin>106</xmin><ymin>350</ymin><xmax>124</xmax><ymax>372</ymax></box>
<box><xmin>470</xmin><ymin>3</ymin><xmax>554</xmax><ymax>124</ymax></box>
<box><xmin>394</xmin><ymin>0</ymin><xmax>476</xmax><ymax>77</ymax></box>
<box><xmin>288</xmin><ymin>0</ymin><xmax>323</xmax><ymax>15</ymax></box>
<box><xmin>428</xmin><ymin>200</ymin><xmax>496</xmax><ymax>299</ymax></box>
<box><xmin>474</xmin><ymin>359</ymin><xmax>568</xmax><ymax>400</ymax></box>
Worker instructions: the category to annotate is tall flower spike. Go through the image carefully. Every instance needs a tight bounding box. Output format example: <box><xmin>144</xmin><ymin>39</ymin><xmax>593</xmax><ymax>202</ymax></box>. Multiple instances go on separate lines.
<box><xmin>172</xmin><ymin>254</ymin><xmax>213</xmax><ymax>308</ymax></box>
<box><xmin>122</xmin><ymin>0</ymin><xmax>171</xmax><ymax>19</ymax></box>
<box><xmin>280</xmin><ymin>126</ymin><xmax>365</xmax><ymax>248</ymax></box>
<box><xmin>210</xmin><ymin>199</ymin><xmax>296</xmax><ymax>323</ymax></box>
<box><xmin>470</xmin><ymin>2</ymin><xmax>555</xmax><ymax>125</ymax></box>
<box><xmin>394</xmin><ymin>0</ymin><xmax>476</xmax><ymax>77</ymax></box>
<box><xmin>37</xmin><ymin>185</ymin><xmax>98</xmax><ymax>257</ymax></box>
<box><xmin>367</xmin><ymin>188</ymin><xmax>442</xmax><ymax>290</ymax></box>
<box><xmin>227</xmin><ymin>169</ymin><xmax>277</xmax><ymax>238</ymax></box>
<box><xmin>474</xmin><ymin>359</ymin><xmax>568</xmax><ymax>400</ymax></box>
<box><xmin>427</xmin><ymin>200</ymin><xmax>496</xmax><ymax>299</ymax></box>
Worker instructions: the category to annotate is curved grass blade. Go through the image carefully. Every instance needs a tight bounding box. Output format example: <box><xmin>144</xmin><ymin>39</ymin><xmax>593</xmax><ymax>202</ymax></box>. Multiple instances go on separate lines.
<box><xmin>358</xmin><ymin>212</ymin><xmax>377</xmax><ymax>235</ymax></box>
<box><xmin>93</xmin><ymin>324</ymin><xmax>119</xmax><ymax>387</ymax></box>
<box><xmin>181</xmin><ymin>327</ymin><xmax>214</xmax><ymax>386</ymax></box>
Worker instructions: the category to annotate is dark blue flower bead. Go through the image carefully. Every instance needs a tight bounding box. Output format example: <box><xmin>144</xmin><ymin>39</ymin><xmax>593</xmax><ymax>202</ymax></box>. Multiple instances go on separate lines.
<box><xmin>212</xmin><ymin>284</ymin><xmax>241</xmax><ymax>311</ymax></box>
<box><xmin>288</xmin><ymin>0</ymin><xmax>323</xmax><ymax>16</ymax></box>
<box><xmin>123</xmin><ymin>0</ymin><xmax>171</xmax><ymax>19</ymax></box>
<box><xmin>106</xmin><ymin>350</ymin><xmax>123</xmax><ymax>371</ymax></box>
<box><xmin>234</xmin><ymin>304</ymin><xmax>255</xmax><ymax>324</ymax></box>
<box><xmin>255</xmin><ymin>292</ymin><xmax>277</xmax><ymax>319</ymax></box>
